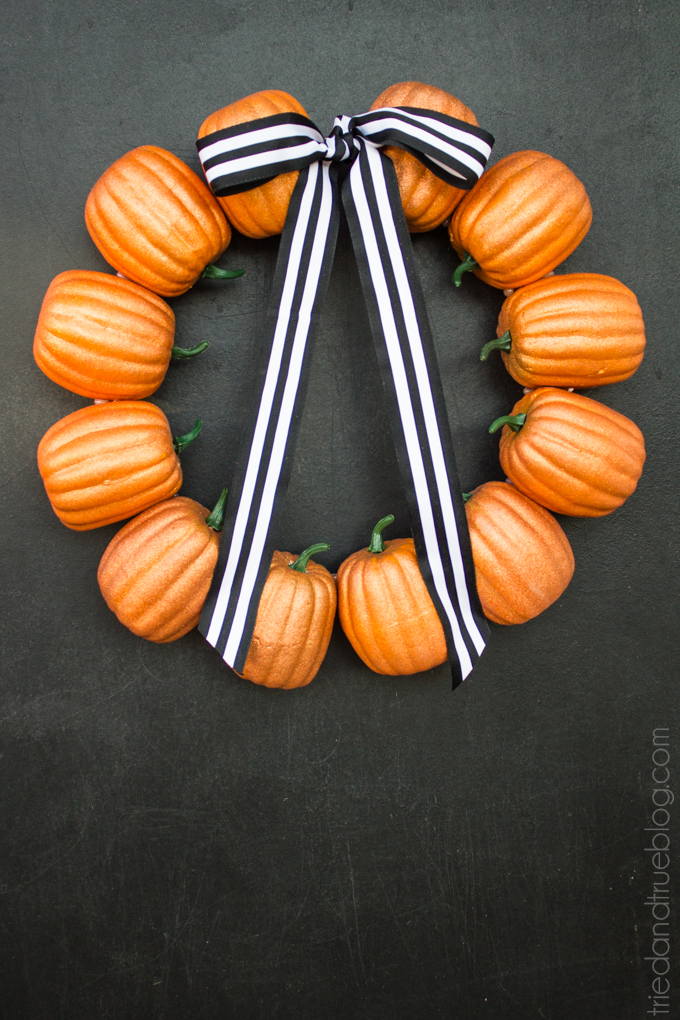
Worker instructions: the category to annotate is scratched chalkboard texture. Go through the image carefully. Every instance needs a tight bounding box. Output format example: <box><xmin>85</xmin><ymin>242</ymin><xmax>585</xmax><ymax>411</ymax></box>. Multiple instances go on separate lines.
<box><xmin>0</xmin><ymin>1</ymin><xmax>678</xmax><ymax>1018</ymax></box>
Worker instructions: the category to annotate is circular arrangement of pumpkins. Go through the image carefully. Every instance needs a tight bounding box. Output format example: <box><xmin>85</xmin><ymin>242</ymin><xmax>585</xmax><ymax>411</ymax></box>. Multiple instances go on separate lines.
<box><xmin>34</xmin><ymin>82</ymin><xmax>646</xmax><ymax>688</ymax></box>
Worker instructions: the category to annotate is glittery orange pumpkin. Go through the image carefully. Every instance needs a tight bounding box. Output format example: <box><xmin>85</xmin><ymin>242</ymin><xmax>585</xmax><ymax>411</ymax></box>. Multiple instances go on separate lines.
<box><xmin>492</xmin><ymin>388</ymin><xmax>646</xmax><ymax>517</ymax></box>
<box><xmin>33</xmin><ymin>270</ymin><xmax>176</xmax><ymax>400</ymax></box>
<box><xmin>449</xmin><ymin>150</ymin><xmax>592</xmax><ymax>289</ymax></box>
<box><xmin>85</xmin><ymin>145</ymin><xmax>231</xmax><ymax>296</ymax></box>
<box><xmin>371</xmin><ymin>81</ymin><xmax>479</xmax><ymax>232</ymax></box>
<box><xmin>98</xmin><ymin>495</ymin><xmax>224</xmax><ymax>642</ymax></box>
<box><xmin>482</xmin><ymin>273</ymin><xmax>646</xmax><ymax>389</ymax></box>
<box><xmin>337</xmin><ymin>516</ymin><xmax>447</xmax><ymax>675</ymax></box>
<box><xmin>37</xmin><ymin>401</ymin><xmax>192</xmax><ymax>530</ymax></box>
<box><xmin>198</xmin><ymin>90</ymin><xmax>309</xmax><ymax>239</ymax></box>
<box><xmin>239</xmin><ymin>544</ymin><xmax>337</xmax><ymax>689</ymax></box>
<box><xmin>465</xmin><ymin>482</ymin><xmax>575</xmax><ymax>625</ymax></box>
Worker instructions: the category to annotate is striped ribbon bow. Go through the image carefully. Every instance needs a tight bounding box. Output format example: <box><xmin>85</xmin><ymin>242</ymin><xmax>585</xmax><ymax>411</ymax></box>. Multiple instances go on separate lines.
<box><xmin>196</xmin><ymin>103</ymin><xmax>494</xmax><ymax>684</ymax></box>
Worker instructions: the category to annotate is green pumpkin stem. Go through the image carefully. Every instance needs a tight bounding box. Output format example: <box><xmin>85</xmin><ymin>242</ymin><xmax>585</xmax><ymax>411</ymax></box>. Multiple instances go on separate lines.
<box><xmin>291</xmin><ymin>543</ymin><xmax>330</xmax><ymax>573</ymax></box>
<box><xmin>368</xmin><ymin>515</ymin><xmax>395</xmax><ymax>554</ymax></box>
<box><xmin>452</xmin><ymin>252</ymin><xmax>479</xmax><ymax>287</ymax></box>
<box><xmin>488</xmin><ymin>413</ymin><xmax>527</xmax><ymax>435</ymax></box>
<box><xmin>171</xmin><ymin>341</ymin><xmax>210</xmax><ymax>359</ymax></box>
<box><xmin>206</xmin><ymin>487</ymin><xmax>229</xmax><ymax>531</ymax></box>
<box><xmin>201</xmin><ymin>264</ymin><xmax>245</xmax><ymax>280</ymax></box>
<box><xmin>462</xmin><ymin>492</ymin><xmax>472</xmax><ymax>502</ymax></box>
<box><xmin>480</xmin><ymin>330</ymin><xmax>512</xmax><ymax>362</ymax></box>
<box><xmin>173</xmin><ymin>418</ymin><xmax>202</xmax><ymax>453</ymax></box>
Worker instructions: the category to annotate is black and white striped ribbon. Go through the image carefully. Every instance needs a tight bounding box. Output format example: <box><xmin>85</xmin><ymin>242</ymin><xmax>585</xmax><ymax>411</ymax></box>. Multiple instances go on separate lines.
<box><xmin>197</xmin><ymin>104</ymin><xmax>493</xmax><ymax>684</ymax></box>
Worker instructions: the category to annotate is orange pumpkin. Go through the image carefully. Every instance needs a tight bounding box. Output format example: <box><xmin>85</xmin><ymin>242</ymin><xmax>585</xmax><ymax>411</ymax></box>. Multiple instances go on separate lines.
<box><xmin>481</xmin><ymin>273</ymin><xmax>646</xmax><ymax>389</ymax></box>
<box><xmin>85</xmin><ymin>145</ymin><xmax>232</xmax><ymax>297</ymax></box>
<box><xmin>198</xmin><ymin>90</ymin><xmax>309</xmax><ymax>239</ymax></box>
<box><xmin>98</xmin><ymin>492</ymin><xmax>226</xmax><ymax>642</ymax></box>
<box><xmin>37</xmin><ymin>401</ymin><xmax>201</xmax><ymax>530</ymax></box>
<box><xmin>337</xmin><ymin>516</ymin><xmax>447</xmax><ymax>675</ymax></box>
<box><xmin>464</xmin><ymin>482</ymin><xmax>575</xmax><ymax>625</ymax></box>
<box><xmin>370</xmin><ymin>81</ymin><xmax>479</xmax><ymax>232</ymax></box>
<box><xmin>33</xmin><ymin>270</ymin><xmax>185</xmax><ymax>400</ymax></box>
<box><xmin>449</xmin><ymin>151</ymin><xmax>592</xmax><ymax>289</ymax></box>
<box><xmin>238</xmin><ymin>543</ymin><xmax>337</xmax><ymax>689</ymax></box>
<box><xmin>490</xmin><ymin>388</ymin><xmax>645</xmax><ymax>517</ymax></box>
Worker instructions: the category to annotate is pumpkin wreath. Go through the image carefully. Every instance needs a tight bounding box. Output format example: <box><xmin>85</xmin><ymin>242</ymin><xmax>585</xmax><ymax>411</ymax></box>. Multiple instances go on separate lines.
<box><xmin>33</xmin><ymin>82</ymin><xmax>646</xmax><ymax>689</ymax></box>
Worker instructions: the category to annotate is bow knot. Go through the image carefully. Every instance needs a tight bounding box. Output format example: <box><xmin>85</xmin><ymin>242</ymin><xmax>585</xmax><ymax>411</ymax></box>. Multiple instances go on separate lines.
<box><xmin>324</xmin><ymin>115</ymin><xmax>362</xmax><ymax>163</ymax></box>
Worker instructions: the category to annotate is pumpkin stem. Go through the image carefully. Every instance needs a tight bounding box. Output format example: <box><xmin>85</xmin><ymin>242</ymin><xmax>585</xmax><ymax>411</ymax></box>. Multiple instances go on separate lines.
<box><xmin>173</xmin><ymin>418</ymin><xmax>202</xmax><ymax>453</ymax></box>
<box><xmin>480</xmin><ymin>330</ymin><xmax>512</xmax><ymax>362</ymax></box>
<box><xmin>171</xmin><ymin>341</ymin><xmax>210</xmax><ymax>359</ymax></box>
<box><xmin>368</xmin><ymin>515</ymin><xmax>395</xmax><ymax>554</ymax></box>
<box><xmin>453</xmin><ymin>252</ymin><xmax>479</xmax><ymax>287</ymax></box>
<box><xmin>462</xmin><ymin>492</ymin><xmax>472</xmax><ymax>502</ymax></box>
<box><xmin>488</xmin><ymin>413</ymin><xmax>527</xmax><ymax>434</ymax></box>
<box><xmin>201</xmin><ymin>264</ymin><xmax>245</xmax><ymax>280</ymax></box>
<box><xmin>206</xmin><ymin>487</ymin><xmax>229</xmax><ymax>531</ymax></box>
<box><xmin>291</xmin><ymin>543</ymin><xmax>330</xmax><ymax>572</ymax></box>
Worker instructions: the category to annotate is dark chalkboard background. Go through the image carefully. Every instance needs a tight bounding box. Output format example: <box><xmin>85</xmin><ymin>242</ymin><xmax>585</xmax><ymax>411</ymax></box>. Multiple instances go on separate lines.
<box><xmin>1</xmin><ymin>2</ymin><xmax>678</xmax><ymax>1017</ymax></box>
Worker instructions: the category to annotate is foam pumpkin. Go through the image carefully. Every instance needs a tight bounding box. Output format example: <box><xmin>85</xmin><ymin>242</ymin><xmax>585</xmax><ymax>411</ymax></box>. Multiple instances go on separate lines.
<box><xmin>490</xmin><ymin>388</ymin><xmax>646</xmax><ymax>517</ymax></box>
<box><xmin>238</xmin><ymin>544</ymin><xmax>337</xmax><ymax>689</ymax></box>
<box><xmin>464</xmin><ymin>481</ymin><xmax>575</xmax><ymax>625</ymax></box>
<box><xmin>33</xmin><ymin>270</ymin><xmax>209</xmax><ymax>401</ymax></box>
<box><xmin>370</xmin><ymin>81</ymin><xmax>480</xmax><ymax>232</ymax></box>
<box><xmin>98</xmin><ymin>490</ymin><xmax>227</xmax><ymax>643</ymax></box>
<box><xmin>481</xmin><ymin>273</ymin><xmax>646</xmax><ymax>389</ymax></box>
<box><xmin>449</xmin><ymin>150</ymin><xmax>592</xmax><ymax>290</ymax></box>
<box><xmin>37</xmin><ymin>401</ymin><xmax>201</xmax><ymax>530</ymax></box>
<box><xmin>337</xmin><ymin>515</ymin><xmax>447</xmax><ymax>675</ymax></box>
<box><xmin>85</xmin><ymin>145</ymin><xmax>235</xmax><ymax>297</ymax></box>
<box><xmin>198</xmin><ymin>90</ymin><xmax>309</xmax><ymax>239</ymax></box>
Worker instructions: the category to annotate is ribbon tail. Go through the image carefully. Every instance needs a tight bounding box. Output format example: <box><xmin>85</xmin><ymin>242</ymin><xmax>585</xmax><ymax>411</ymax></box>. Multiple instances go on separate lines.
<box><xmin>341</xmin><ymin>144</ymin><xmax>490</xmax><ymax>687</ymax></box>
<box><xmin>199</xmin><ymin>161</ymin><xmax>341</xmax><ymax>673</ymax></box>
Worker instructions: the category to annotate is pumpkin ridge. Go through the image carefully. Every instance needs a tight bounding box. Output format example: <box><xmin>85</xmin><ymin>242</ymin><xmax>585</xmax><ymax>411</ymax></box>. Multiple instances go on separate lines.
<box><xmin>534</xmin><ymin>397</ymin><xmax>642</xmax><ymax>440</ymax></box>
<box><xmin>41</xmin><ymin>330</ymin><xmax>167</xmax><ymax>371</ymax></box>
<box><xmin>51</xmin><ymin>275</ymin><xmax>175</xmax><ymax>322</ymax></box>
<box><xmin>98</xmin><ymin>176</ymin><xmax>197</xmax><ymax>278</ymax></box>
<box><xmin>49</xmin><ymin>455</ymin><xmax>179</xmax><ymax>504</ymax></box>
<box><xmin>116</xmin><ymin>506</ymin><xmax>209</xmax><ymax>570</ymax></box>
<box><xmin>34</xmin><ymin>352</ymin><xmax>161</xmax><ymax>397</ymax></box>
<box><xmin>156</xmin><ymin>155</ymin><xmax>227</xmax><ymax>246</ymax></box>
<box><xmin>387</xmin><ymin>550</ymin><xmax>426</xmax><ymax>674</ymax></box>
<box><xmin>102</xmin><ymin>522</ymin><xmax>191</xmax><ymax>600</ymax></box>
<box><xmin>506</xmin><ymin>439</ymin><xmax>589</xmax><ymax>497</ymax></box>
<box><xmin>55</xmin><ymin>294</ymin><xmax>175</xmax><ymax>335</ymax></box>
<box><xmin>63</xmin><ymin>471</ymin><xmax>183</xmax><ymax>528</ymax></box>
<box><xmin>355</xmin><ymin>559</ymin><xmax>395</xmax><ymax>673</ymax></box>
<box><xmin>482</xmin><ymin>177</ymin><xmax>587</xmax><ymax>272</ymax></box>
<box><xmin>261</xmin><ymin>560</ymin><xmax>300</xmax><ymax>651</ymax></box>
<box><xmin>305</xmin><ymin>576</ymin><xmax>336</xmax><ymax>682</ymax></box>
<box><xmin>101</xmin><ymin>499</ymin><xmax>192</xmax><ymax>554</ymax></box>
<box><xmin>104</xmin><ymin>179</ymin><xmax>199</xmax><ymax>276</ymax></box>
<box><xmin>286</xmin><ymin>574</ymin><xmax>318</xmax><ymax>686</ymax></box>
<box><xmin>132</xmin><ymin>536</ymin><xmax>216</xmax><ymax>634</ymax></box>
<box><xmin>43</xmin><ymin>427</ymin><xmax>173</xmax><ymax>473</ymax></box>
<box><xmin>86</xmin><ymin>194</ymin><xmax>178</xmax><ymax>289</ymax></box>
<box><xmin>507</xmin><ymin>441</ymin><xmax>621</xmax><ymax>511</ymax></box>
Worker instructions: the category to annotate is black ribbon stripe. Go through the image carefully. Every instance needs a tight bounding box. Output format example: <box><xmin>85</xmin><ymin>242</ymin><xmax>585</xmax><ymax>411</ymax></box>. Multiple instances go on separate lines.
<box><xmin>197</xmin><ymin>102</ymin><xmax>493</xmax><ymax>685</ymax></box>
